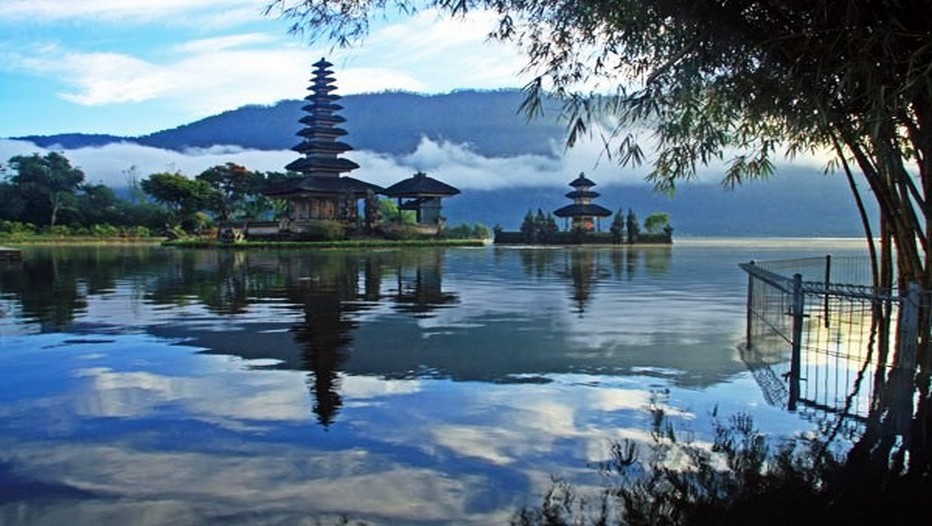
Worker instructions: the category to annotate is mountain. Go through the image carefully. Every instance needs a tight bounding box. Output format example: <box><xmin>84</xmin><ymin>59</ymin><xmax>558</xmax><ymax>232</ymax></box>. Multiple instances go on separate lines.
<box><xmin>15</xmin><ymin>89</ymin><xmax>567</xmax><ymax>158</ymax></box>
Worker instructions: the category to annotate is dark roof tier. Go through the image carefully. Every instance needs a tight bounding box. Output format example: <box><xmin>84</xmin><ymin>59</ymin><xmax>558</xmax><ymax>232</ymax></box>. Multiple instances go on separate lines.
<box><xmin>285</xmin><ymin>156</ymin><xmax>360</xmax><ymax>173</ymax></box>
<box><xmin>553</xmin><ymin>203</ymin><xmax>613</xmax><ymax>218</ymax></box>
<box><xmin>569</xmin><ymin>173</ymin><xmax>597</xmax><ymax>188</ymax></box>
<box><xmin>382</xmin><ymin>171</ymin><xmax>460</xmax><ymax>198</ymax></box>
<box><xmin>308</xmin><ymin>84</ymin><xmax>338</xmax><ymax>94</ymax></box>
<box><xmin>297</xmin><ymin>126</ymin><xmax>348</xmax><ymax>138</ymax></box>
<box><xmin>291</xmin><ymin>140</ymin><xmax>353</xmax><ymax>155</ymax></box>
<box><xmin>304</xmin><ymin>88</ymin><xmax>340</xmax><ymax>98</ymax></box>
<box><xmin>297</xmin><ymin>114</ymin><xmax>346</xmax><ymax>126</ymax></box>
<box><xmin>264</xmin><ymin>175</ymin><xmax>382</xmax><ymax>198</ymax></box>
<box><xmin>301</xmin><ymin>102</ymin><xmax>343</xmax><ymax>113</ymax></box>
<box><xmin>565</xmin><ymin>190</ymin><xmax>600</xmax><ymax>199</ymax></box>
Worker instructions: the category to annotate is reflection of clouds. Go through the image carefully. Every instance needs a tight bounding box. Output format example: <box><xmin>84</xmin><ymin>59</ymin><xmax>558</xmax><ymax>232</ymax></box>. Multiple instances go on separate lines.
<box><xmin>341</xmin><ymin>375</ymin><xmax>422</xmax><ymax>399</ymax></box>
<box><xmin>73</xmin><ymin>365</ymin><xmax>310</xmax><ymax>427</ymax></box>
<box><xmin>349</xmin><ymin>376</ymin><xmax>662</xmax><ymax>471</ymax></box>
<box><xmin>5</xmin><ymin>441</ymin><xmax>510</xmax><ymax>525</ymax></box>
<box><xmin>0</xmin><ymin>334</ymin><xmax>804</xmax><ymax>524</ymax></box>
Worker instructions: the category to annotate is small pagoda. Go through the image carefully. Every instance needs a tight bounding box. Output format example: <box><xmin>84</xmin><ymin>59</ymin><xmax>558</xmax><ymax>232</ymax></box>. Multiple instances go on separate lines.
<box><xmin>382</xmin><ymin>171</ymin><xmax>460</xmax><ymax>233</ymax></box>
<box><xmin>553</xmin><ymin>173</ymin><xmax>612</xmax><ymax>231</ymax></box>
<box><xmin>265</xmin><ymin>58</ymin><xmax>382</xmax><ymax>232</ymax></box>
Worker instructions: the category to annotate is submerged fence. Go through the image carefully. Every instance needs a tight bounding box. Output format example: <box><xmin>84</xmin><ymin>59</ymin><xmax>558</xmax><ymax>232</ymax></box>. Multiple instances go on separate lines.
<box><xmin>740</xmin><ymin>256</ymin><xmax>924</xmax><ymax>436</ymax></box>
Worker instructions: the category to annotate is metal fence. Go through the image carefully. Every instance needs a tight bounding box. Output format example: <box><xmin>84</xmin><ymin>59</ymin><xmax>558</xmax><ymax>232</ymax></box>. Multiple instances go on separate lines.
<box><xmin>740</xmin><ymin>256</ymin><xmax>915</xmax><ymax>437</ymax></box>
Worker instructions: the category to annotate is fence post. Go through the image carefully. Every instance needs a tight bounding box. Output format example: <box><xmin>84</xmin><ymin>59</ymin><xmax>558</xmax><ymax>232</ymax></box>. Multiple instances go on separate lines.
<box><xmin>824</xmin><ymin>255</ymin><xmax>831</xmax><ymax>328</ymax></box>
<box><xmin>788</xmin><ymin>273</ymin><xmax>805</xmax><ymax>411</ymax></box>
<box><xmin>746</xmin><ymin>261</ymin><xmax>755</xmax><ymax>350</ymax></box>
<box><xmin>897</xmin><ymin>282</ymin><xmax>920</xmax><ymax>373</ymax></box>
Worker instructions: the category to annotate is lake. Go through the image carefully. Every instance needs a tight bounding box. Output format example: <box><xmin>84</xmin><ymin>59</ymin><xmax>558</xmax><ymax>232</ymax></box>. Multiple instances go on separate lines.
<box><xmin>0</xmin><ymin>239</ymin><xmax>869</xmax><ymax>525</ymax></box>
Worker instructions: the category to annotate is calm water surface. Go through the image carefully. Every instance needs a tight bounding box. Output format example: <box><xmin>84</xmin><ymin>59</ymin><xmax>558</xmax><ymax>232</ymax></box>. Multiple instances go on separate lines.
<box><xmin>0</xmin><ymin>239</ymin><xmax>868</xmax><ymax>525</ymax></box>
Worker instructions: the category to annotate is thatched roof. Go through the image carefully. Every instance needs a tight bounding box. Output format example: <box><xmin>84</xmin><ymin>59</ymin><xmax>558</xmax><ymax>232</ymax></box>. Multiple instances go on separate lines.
<box><xmin>382</xmin><ymin>171</ymin><xmax>460</xmax><ymax>198</ymax></box>
<box><xmin>285</xmin><ymin>156</ymin><xmax>360</xmax><ymax>173</ymax></box>
<box><xmin>568</xmin><ymin>173</ymin><xmax>597</xmax><ymax>188</ymax></box>
<box><xmin>553</xmin><ymin>203</ymin><xmax>613</xmax><ymax>218</ymax></box>
<box><xmin>565</xmin><ymin>190</ymin><xmax>600</xmax><ymax>199</ymax></box>
<box><xmin>264</xmin><ymin>175</ymin><xmax>382</xmax><ymax>198</ymax></box>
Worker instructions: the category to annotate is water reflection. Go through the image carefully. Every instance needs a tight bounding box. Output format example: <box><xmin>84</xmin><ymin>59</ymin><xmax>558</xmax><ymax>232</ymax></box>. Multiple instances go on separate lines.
<box><xmin>517</xmin><ymin>246</ymin><xmax>672</xmax><ymax>315</ymax></box>
<box><xmin>1</xmin><ymin>245</ymin><xmax>743</xmax><ymax>415</ymax></box>
<box><xmin>1</xmin><ymin>241</ymin><xmax>873</xmax><ymax>524</ymax></box>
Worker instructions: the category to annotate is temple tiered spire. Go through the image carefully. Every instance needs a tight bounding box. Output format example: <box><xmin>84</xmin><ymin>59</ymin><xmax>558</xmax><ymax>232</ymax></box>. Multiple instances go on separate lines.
<box><xmin>286</xmin><ymin>58</ymin><xmax>360</xmax><ymax>176</ymax></box>
<box><xmin>553</xmin><ymin>172</ymin><xmax>612</xmax><ymax>231</ymax></box>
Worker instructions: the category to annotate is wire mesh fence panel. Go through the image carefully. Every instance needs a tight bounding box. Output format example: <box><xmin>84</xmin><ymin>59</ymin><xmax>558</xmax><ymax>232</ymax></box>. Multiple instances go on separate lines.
<box><xmin>741</xmin><ymin>258</ymin><xmax>897</xmax><ymax>437</ymax></box>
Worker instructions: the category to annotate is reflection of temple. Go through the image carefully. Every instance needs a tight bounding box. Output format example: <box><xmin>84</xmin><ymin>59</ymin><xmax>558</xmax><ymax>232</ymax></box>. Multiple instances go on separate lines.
<box><xmin>516</xmin><ymin>247</ymin><xmax>672</xmax><ymax>316</ymax></box>
<box><xmin>561</xmin><ymin>250</ymin><xmax>609</xmax><ymax>315</ymax></box>
<box><xmin>280</xmin><ymin>251</ymin><xmax>456</xmax><ymax>425</ymax></box>
<box><xmin>391</xmin><ymin>250</ymin><xmax>458</xmax><ymax>317</ymax></box>
<box><xmin>284</xmin><ymin>255</ymin><xmax>380</xmax><ymax>426</ymax></box>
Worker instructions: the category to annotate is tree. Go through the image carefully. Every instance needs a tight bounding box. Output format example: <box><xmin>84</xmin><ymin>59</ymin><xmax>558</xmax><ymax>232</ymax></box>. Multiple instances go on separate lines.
<box><xmin>625</xmin><ymin>209</ymin><xmax>639</xmax><ymax>244</ymax></box>
<box><xmin>75</xmin><ymin>183</ymin><xmax>120</xmax><ymax>226</ymax></box>
<box><xmin>519</xmin><ymin>209</ymin><xmax>536</xmax><ymax>243</ymax></box>
<box><xmin>6</xmin><ymin>152</ymin><xmax>84</xmax><ymax>227</ymax></box>
<box><xmin>268</xmin><ymin>0</ymin><xmax>932</xmax><ymax>479</ymax></box>
<box><xmin>0</xmin><ymin>181</ymin><xmax>26</xmax><ymax>223</ymax></box>
<box><xmin>141</xmin><ymin>172</ymin><xmax>218</xmax><ymax>233</ymax></box>
<box><xmin>643</xmin><ymin>212</ymin><xmax>670</xmax><ymax>235</ymax></box>
<box><xmin>196</xmin><ymin>163</ymin><xmax>262</xmax><ymax>222</ymax></box>
<box><xmin>610</xmin><ymin>208</ymin><xmax>625</xmax><ymax>244</ymax></box>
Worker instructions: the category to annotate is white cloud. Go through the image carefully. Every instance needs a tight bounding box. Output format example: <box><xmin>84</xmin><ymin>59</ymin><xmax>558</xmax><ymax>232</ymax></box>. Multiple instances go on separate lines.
<box><xmin>59</xmin><ymin>53</ymin><xmax>172</xmax><ymax>105</ymax></box>
<box><xmin>355</xmin><ymin>9</ymin><xmax>529</xmax><ymax>91</ymax></box>
<box><xmin>4</xmin><ymin>36</ymin><xmax>312</xmax><ymax>113</ymax></box>
<box><xmin>0</xmin><ymin>0</ymin><xmax>267</xmax><ymax>27</ymax></box>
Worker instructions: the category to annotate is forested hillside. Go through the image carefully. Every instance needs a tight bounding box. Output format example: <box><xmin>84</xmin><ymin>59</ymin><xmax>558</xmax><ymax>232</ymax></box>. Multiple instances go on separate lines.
<box><xmin>16</xmin><ymin>90</ymin><xmax>566</xmax><ymax>158</ymax></box>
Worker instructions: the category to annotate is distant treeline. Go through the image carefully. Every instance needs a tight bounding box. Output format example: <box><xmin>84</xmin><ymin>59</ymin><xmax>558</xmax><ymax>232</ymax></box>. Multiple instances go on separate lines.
<box><xmin>0</xmin><ymin>152</ymin><xmax>489</xmax><ymax>241</ymax></box>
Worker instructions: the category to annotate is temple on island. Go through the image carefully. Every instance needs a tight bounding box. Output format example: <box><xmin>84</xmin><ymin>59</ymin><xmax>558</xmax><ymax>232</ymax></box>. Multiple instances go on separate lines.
<box><xmin>255</xmin><ymin>58</ymin><xmax>459</xmax><ymax>240</ymax></box>
<box><xmin>553</xmin><ymin>173</ymin><xmax>612</xmax><ymax>231</ymax></box>
<box><xmin>264</xmin><ymin>58</ymin><xmax>383</xmax><ymax>233</ymax></box>
<box><xmin>492</xmin><ymin>171</ymin><xmax>672</xmax><ymax>245</ymax></box>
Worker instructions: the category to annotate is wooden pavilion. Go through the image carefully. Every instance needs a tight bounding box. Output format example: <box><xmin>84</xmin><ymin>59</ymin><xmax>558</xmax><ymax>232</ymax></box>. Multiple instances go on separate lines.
<box><xmin>382</xmin><ymin>171</ymin><xmax>460</xmax><ymax>234</ymax></box>
<box><xmin>553</xmin><ymin>173</ymin><xmax>612</xmax><ymax>231</ymax></box>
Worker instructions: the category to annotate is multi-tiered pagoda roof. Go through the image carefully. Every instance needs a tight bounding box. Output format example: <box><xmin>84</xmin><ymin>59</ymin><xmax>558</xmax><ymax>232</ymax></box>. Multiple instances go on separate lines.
<box><xmin>267</xmin><ymin>58</ymin><xmax>381</xmax><ymax>198</ymax></box>
<box><xmin>553</xmin><ymin>173</ymin><xmax>612</xmax><ymax>230</ymax></box>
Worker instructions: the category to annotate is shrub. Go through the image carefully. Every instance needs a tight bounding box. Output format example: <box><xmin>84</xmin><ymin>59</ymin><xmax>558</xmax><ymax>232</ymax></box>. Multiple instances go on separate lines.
<box><xmin>0</xmin><ymin>221</ymin><xmax>37</xmax><ymax>235</ymax></box>
<box><xmin>512</xmin><ymin>405</ymin><xmax>846</xmax><ymax>526</ymax></box>
<box><xmin>302</xmin><ymin>220</ymin><xmax>346</xmax><ymax>241</ymax></box>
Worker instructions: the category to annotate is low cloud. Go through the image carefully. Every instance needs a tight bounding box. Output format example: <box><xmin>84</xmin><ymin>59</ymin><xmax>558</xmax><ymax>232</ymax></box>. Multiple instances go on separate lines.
<box><xmin>0</xmin><ymin>136</ymin><xmax>651</xmax><ymax>190</ymax></box>
<box><xmin>1</xmin><ymin>132</ymin><xmax>829</xmax><ymax>191</ymax></box>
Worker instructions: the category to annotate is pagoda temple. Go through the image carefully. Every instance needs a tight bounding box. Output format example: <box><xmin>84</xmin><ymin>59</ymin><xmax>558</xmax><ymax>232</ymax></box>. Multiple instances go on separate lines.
<box><xmin>553</xmin><ymin>173</ymin><xmax>612</xmax><ymax>231</ymax></box>
<box><xmin>265</xmin><ymin>58</ymin><xmax>382</xmax><ymax>232</ymax></box>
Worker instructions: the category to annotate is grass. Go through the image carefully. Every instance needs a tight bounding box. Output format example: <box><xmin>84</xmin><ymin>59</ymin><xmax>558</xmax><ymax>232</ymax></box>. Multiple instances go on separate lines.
<box><xmin>0</xmin><ymin>235</ymin><xmax>163</xmax><ymax>245</ymax></box>
<box><xmin>162</xmin><ymin>238</ymin><xmax>490</xmax><ymax>249</ymax></box>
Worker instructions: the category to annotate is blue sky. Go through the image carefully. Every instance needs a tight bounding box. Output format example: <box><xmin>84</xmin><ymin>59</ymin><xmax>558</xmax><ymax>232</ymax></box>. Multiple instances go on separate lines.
<box><xmin>0</xmin><ymin>0</ymin><xmax>527</xmax><ymax>138</ymax></box>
